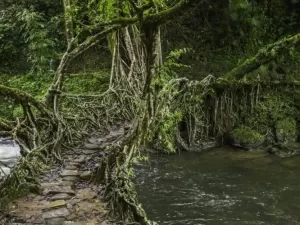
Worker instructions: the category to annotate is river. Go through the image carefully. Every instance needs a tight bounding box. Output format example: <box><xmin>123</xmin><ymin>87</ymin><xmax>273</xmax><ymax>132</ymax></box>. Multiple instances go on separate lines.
<box><xmin>135</xmin><ymin>147</ymin><xmax>300</xmax><ymax>225</ymax></box>
<box><xmin>0</xmin><ymin>137</ymin><xmax>20</xmax><ymax>177</ymax></box>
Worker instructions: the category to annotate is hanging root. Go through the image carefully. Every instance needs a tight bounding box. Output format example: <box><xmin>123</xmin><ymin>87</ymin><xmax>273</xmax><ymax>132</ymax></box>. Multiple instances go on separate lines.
<box><xmin>94</xmin><ymin>122</ymin><xmax>157</xmax><ymax>225</ymax></box>
<box><xmin>0</xmin><ymin>86</ymin><xmax>65</xmax><ymax>208</ymax></box>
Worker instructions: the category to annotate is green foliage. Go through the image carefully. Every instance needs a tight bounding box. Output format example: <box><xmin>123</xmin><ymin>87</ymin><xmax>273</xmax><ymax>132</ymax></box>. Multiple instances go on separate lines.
<box><xmin>64</xmin><ymin>71</ymin><xmax>110</xmax><ymax>94</ymax></box>
<box><xmin>165</xmin><ymin>0</ymin><xmax>300</xmax><ymax>79</ymax></box>
<box><xmin>276</xmin><ymin>117</ymin><xmax>297</xmax><ymax>143</ymax></box>
<box><xmin>0</xmin><ymin>2</ymin><xmax>62</xmax><ymax>74</ymax></box>
<box><xmin>7</xmin><ymin>73</ymin><xmax>53</xmax><ymax>98</ymax></box>
<box><xmin>17</xmin><ymin>9</ymin><xmax>56</xmax><ymax>73</ymax></box>
<box><xmin>232</xmin><ymin>126</ymin><xmax>264</xmax><ymax>146</ymax></box>
<box><xmin>0</xmin><ymin>71</ymin><xmax>110</xmax><ymax>120</ymax></box>
<box><xmin>154</xmin><ymin>48</ymin><xmax>190</xmax><ymax>89</ymax></box>
<box><xmin>154</xmin><ymin>111</ymin><xmax>183</xmax><ymax>153</ymax></box>
<box><xmin>149</xmin><ymin>49</ymin><xmax>190</xmax><ymax>153</ymax></box>
<box><xmin>0</xmin><ymin>6</ymin><xmax>28</xmax><ymax>73</ymax></box>
<box><xmin>244</xmin><ymin>92</ymin><xmax>296</xmax><ymax>135</ymax></box>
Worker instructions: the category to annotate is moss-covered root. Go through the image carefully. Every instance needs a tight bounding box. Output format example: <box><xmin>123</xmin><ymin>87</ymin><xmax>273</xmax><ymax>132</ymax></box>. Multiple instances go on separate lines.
<box><xmin>223</xmin><ymin>33</ymin><xmax>300</xmax><ymax>81</ymax></box>
<box><xmin>95</xmin><ymin>136</ymin><xmax>157</xmax><ymax>225</ymax></box>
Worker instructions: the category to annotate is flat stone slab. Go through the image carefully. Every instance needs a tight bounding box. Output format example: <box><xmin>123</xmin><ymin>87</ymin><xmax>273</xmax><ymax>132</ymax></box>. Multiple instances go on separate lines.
<box><xmin>61</xmin><ymin>181</ymin><xmax>74</xmax><ymax>186</ymax></box>
<box><xmin>79</xmin><ymin>171</ymin><xmax>92</xmax><ymax>180</ymax></box>
<box><xmin>84</xmin><ymin>143</ymin><xmax>101</xmax><ymax>149</ymax></box>
<box><xmin>46</xmin><ymin>200</ymin><xmax>67</xmax><ymax>210</ymax></box>
<box><xmin>43</xmin><ymin>186</ymin><xmax>75</xmax><ymax>196</ymax></box>
<box><xmin>45</xmin><ymin>217</ymin><xmax>66</xmax><ymax>225</ymax></box>
<box><xmin>65</xmin><ymin>165</ymin><xmax>78</xmax><ymax>170</ymax></box>
<box><xmin>75</xmin><ymin>155</ymin><xmax>86</xmax><ymax>163</ymax></box>
<box><xmin>41</xmin><ymin>182</ymin><xmax>62</xmax><ymax>188</ymax></box>
<box><xmin>64</xmin><ymin>222</ymin><xmax>86</xmax><ymax>225</ymax></box>
<box><xmin>50</xmin><ymin>193</ymin><xmax>72</xmax><ymax>201</ymax></box>
<box><xmin>42</xmin><ymin>207</ymin><xmax>70</xmax><ymax>219</ymax></box>
<box><xmin>61</xmin><ymin>170</ymin><xmax>79</xmax><ymax>177</ymax></box>
<box><xmin>62</xmin><ymin>176</ymin><xmax>78</xmax><ymax>182</ymax></box>
<box><xmin>81</xmin><ymin>149</ymin><xmax>98</xmax><ymax>155</ymax></box>
<box><xmin>87</xmin><ymin>137</ymin><xmax>107</xmax><ymax>144</ymax></box>
<box><xmin>76</xmin><ymin>188</ymin><xmax>97</xmax><ymax>200</ymax></box>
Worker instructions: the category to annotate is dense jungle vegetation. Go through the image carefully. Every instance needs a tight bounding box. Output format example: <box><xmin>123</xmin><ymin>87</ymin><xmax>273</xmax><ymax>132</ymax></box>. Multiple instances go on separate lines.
<box><xmin>1</xmin><ymin>0</ymin><xmax>300</xmax><ymax>224</ymax></box>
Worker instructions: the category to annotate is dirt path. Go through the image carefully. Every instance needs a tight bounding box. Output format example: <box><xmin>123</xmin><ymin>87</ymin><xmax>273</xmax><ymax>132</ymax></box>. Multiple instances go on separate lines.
<box><xmin>0</xmin><ymin>125</ymin><xmax>127</xmax><ymax>225</ymax></box>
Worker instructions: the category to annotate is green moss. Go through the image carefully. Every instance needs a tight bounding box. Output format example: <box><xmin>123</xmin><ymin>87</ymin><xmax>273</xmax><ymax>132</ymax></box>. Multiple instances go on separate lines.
<box><xmin>243</xmin><ymin>91</ymin><xmax>296</xmax><ymax>136</ymax></box>
<box><xmin>64</xmin><ymin>71</ymin><xmax>110</xmax><ymax>94</ymax></box>
<box><xmin>276</xmin><ymin>117</ymin><xmax>296</xmax><ymax>143</ymax></box>
<box><xmin>12</xmin><ymin>106</ymin><xmax>23</xmax><ymax>118</ymax></box>
<box><xmin>6</xmin><ymin>73</ymin><xmax>53</xmax><ymax>99</ymax></box>
<box><xmin>0</xmin><ymin>71</ymin><xmax>110</xmax><ymax>120</ymax></box>
<box><xmin>232</xmin><ymin>126</ymin><xmax>264</xmax><ymax>147</ymax></box>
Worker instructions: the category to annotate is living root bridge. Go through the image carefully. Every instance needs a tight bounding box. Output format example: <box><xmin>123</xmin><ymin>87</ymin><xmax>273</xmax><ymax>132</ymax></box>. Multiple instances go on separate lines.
<box><xmin>176</xmin><ymin>77</ymin><xmax>300</xmax><ymax>149</ymax></box>
<box><xmin>94</xmin><ymin>122</ymin><xmax>158</xmax><ymax>225</ymax></box>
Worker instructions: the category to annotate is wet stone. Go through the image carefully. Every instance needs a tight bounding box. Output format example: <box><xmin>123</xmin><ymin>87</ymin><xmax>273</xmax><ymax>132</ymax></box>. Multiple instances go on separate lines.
<box><xmin>87</xmin><ymin>137</ymin><xmax>98</xmax><ymax>143</ymax></box>
<box><xmin>79</xmin><ymin>171</ymin><xmax>92</xmax><ymax>181</ymax></box>
<box><xmin>42</xmin><ymin>182</ymin><xmax>63</xmax><ymax>188</ymax></box>
<box><xmin>42</xmin><ymin>208</ymin><xmax>70</xmax><ymax>219</ymax></box>
<box><xmin>61</xmin><ymin>181</ymin><xmax>74</xmax><ymax>186</ymax></box>
<box><xmin>100</xmin><ymin>222</ymin><xmax>109</xmax><ymax>225</ymax></box>
<box><xmin>45</xmin><ymin>217</ymin><xmax>65</xmax><ymax>225</ymax></box>
<box><xmin>65</xmin><ymin>165</ymin><xmax>78</xmax><ymax>170</ymax></box>
<box><xmin>84</xmin><ymin>143</ymin><xmax>100</xmax><ymax>150</ymax></box>
<box><xmin>50</xmin><ymin>193</ymin><xmax>72</xmax><ymax>201</ymax></box>
<box><xmin>75</xmin><ymin>155</ymin><xmax>86</xmax><ymax>163</ymax></box>
<box><xmin>88</xmin><ymin>137</ymin><xmax>107</xmax><ymax>144</ymax></box>
<box><xmin>70</xmin><ymin>162</ymin><xmax>80</xmax><ymax>167</ymax></box>
<box><xmin>64</xmin><ymin>222</ymin><xmax>86</xmax><ymax>225</ymax></box>
<box><xmin>43</xmin><ymin>186</ymin><xmax>75</xmax><ymax>196</ymax></box>
<box><xmin>76</xmin><ymin>188</ymin><xmax>97</xmax><ymax>200</ymax></box>
<box><xmin>81</xmin><ymin>149</ymin><xmax>98</xmax><ymax>155</ymax></box>
<box><xmin>66</xmin><ymin>213</ymin><xmax>77</xmax><ymax>221</ymax></box>
<box><xmin>33</xmin><ymin>217</ymin><xmax>44</xmax><ymax>224</ymax></box>
<box><xmin>46</xmin><ymin>200</ymin><xmax>67</xmax><ymax>210</ymax></box>
<box><xmin>61</xmin><ymin>170</ymin><xmax>79</xmax><ymax>177</ymax></box>
<box><xmin>62</xmin><ymin>176</ymin><xmax>78</xmax><ymax>182</ymax></box>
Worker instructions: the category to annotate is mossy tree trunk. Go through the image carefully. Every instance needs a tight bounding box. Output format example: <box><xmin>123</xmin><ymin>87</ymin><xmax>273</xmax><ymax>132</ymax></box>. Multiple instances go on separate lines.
<box><xmin>223</xmin><ymin>33</ymin><xmax>300</xmax><ymax>81</ymax></box>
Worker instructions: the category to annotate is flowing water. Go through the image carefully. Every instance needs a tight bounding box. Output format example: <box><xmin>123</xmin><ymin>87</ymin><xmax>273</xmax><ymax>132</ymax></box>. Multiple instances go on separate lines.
<box><xmin>135</xmin><ymin>147</ymin><xmax>300</xmax><ymax>225</ymax></box>
<box><xmin>0</xmin><ymin>137</ymin><xmax>20</xmax><ymax>177</ymax></box>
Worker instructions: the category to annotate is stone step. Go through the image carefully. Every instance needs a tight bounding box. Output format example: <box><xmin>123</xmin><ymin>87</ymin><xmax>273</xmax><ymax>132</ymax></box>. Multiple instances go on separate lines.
<box><xmin>61</xmin><ymin>170</ymin><xmax>79</xmax><ymax>177</ymax></box>
<box><xmin>81</xmin><ymin>149</ymin><xmax>98</xmax><ymax>155</ymax></box>
<box><xmin>43</xmin><ymin>186</ymin><xmax>75</xmax><ymax>196</ymax></box>
<box><xmin>42</xmin><ymin>207</ymin><xmax>70</xmax><ymax>219</ymax></box>
<box><xmin>65</xmin><ymin>165</ymin><xmax>79</xmax><ymax>170</ymax></box>
<box><xmin>87</xmin><ymin>137</ymin><xmax>107</xmax><ymax>144</ymax></box>
<box><xmin>62</xmin><ymin>176</ymin><xmax>78</xmax><ymax>182</ymax></box>
<box><xmin>84</xmin><ymin>143</ymin><xmax>101</xmax><ymax>150</ymax></box>
<box><xmin>50</xmin><ymin>193</ymin><xmax>72</xmax><ymax>201</ymax></box>
<box><xmin>45</xmin><ymin>200</ymin><xmax>67</xmax><ymax>211</ymax></box>
<box><xmin>74</xmin><ymin>155</ymin><xmax>86</xmax><ymax>163</ymax></box>
<box><xmin>79</xmin><ymin>171</ymin><xmax>92</xmax><ymax>181</ymax></box>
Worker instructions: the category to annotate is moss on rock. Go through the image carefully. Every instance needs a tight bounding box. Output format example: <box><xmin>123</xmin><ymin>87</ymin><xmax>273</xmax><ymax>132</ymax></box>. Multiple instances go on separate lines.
<box><xmin>232</xmin><ymin>126</ymin><xmax>265</xmax><ymax>148</ymax></box>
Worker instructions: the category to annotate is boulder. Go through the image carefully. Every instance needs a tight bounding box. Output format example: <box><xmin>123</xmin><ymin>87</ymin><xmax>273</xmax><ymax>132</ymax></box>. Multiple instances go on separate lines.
<box><xmin>231</xmin><ymin>126</ymin><xmax>264</xmax><ymax>149</ymax></box>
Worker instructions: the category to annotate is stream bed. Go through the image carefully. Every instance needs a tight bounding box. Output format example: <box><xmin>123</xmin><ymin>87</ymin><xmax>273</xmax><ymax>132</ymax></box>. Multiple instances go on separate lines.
<box><xmin>0</xmin><ymin>137</ymin><xmax>20</xmax><ymax>177</ymax></box>
<box><xmin>135</xmin><ymin>147</ymin><xmax>300</xmax><ymax>225</ymax></box>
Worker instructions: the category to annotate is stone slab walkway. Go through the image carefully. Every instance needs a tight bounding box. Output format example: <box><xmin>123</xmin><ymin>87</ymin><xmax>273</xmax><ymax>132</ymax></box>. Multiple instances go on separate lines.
<box><xmin>0</xmin><ymin>125</ymin><xmax>127</xmax><ymax>225</ymax></box>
